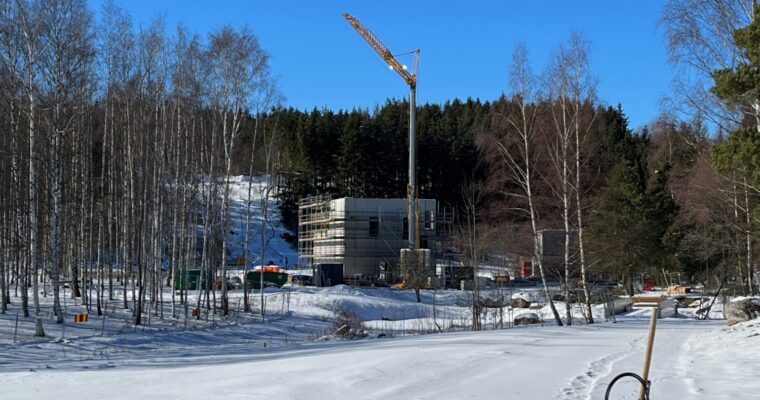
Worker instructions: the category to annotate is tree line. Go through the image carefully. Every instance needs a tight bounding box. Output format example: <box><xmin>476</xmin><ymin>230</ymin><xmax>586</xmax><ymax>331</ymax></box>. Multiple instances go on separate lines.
<box><xmin>271</xmin><ymin>99</ymin><xmax>487</xmax><ymax>228</ymax></box>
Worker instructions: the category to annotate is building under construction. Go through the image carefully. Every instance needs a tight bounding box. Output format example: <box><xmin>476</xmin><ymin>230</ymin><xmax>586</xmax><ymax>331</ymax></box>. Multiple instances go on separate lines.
<box><xmin>298</xmin><ymin>196</ymin><xmax>446</xmax><ymax>286</ymax></box>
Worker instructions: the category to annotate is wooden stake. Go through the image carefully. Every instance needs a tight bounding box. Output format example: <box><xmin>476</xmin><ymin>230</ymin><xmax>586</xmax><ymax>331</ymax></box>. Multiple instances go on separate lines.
<box><xmin>639</xmin><ymin>307</ymin><xmax>658</xmax><ymax>400</ymax></box>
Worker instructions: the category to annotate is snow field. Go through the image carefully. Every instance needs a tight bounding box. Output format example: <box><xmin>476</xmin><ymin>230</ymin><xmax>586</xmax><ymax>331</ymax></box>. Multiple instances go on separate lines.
<box><xmin>3</xmin><ymin>316</ymin><xmax>753</xmax><ymax>399</ymax></box>
<box><xmin>2</xmin><ymin>283</ymin><xmax>755</xmax><ymax>399</ymax></box>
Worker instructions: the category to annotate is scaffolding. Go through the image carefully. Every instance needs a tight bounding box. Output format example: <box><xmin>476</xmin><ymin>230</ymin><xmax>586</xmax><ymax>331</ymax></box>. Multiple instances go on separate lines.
<box><xmin>298</xmin><ymin>197</ymin><xmax>444</xmax><ymax>285</ymax></box>
<box><xmin>297</xmin><ymin>194</ymin><xmax>332</xmax><ymax>265</ymax></box>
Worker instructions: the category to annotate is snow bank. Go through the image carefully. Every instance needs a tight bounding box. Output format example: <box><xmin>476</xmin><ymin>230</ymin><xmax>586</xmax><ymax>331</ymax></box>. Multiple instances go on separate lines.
<box><xmin>511</xmin><ymin>291</ymin><xmax>540</xmax><ymax>303</ymax></box>
<box><xmin>0</xmin><ymin>319</ymin><xmax>735</xmax><ymax>400</ymax></box>
<box><xmin>729</xmin><ymin>296</ymin><xmax>760</xmax><ymax>303</ymax></box>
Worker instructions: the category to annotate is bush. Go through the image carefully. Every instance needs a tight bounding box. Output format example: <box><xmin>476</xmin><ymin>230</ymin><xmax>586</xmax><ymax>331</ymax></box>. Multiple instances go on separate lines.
<box><xmin>332</xmin><ymin>304</ymin><xmax>366</xmax><ymax>339</ymax></box>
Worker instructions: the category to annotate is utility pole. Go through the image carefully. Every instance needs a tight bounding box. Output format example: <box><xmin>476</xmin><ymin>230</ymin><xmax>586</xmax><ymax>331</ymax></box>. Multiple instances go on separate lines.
<box><xmin>342</xmin><ymin>12</ymin><xmax>420</xmax><ymax>250</ymax></box>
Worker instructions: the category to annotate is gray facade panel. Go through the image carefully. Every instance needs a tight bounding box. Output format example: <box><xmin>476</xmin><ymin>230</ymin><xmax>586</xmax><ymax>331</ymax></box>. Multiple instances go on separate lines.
<box><xmin>299</xmin><ymin>197</ymin><xmax>437</xmax><ymax>283</ymax></box>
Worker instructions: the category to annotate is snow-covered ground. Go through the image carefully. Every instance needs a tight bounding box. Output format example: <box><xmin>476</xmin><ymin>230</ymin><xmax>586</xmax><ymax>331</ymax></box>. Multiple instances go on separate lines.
<box><xmin>1</xmin><ymin>282</ymin><xmax>755</xmax><ymax>399</ymax></box>
<box><xmin>1</xmin><ymin>312</ymin><xmax>755</xmax><ymax>399</ymax></box>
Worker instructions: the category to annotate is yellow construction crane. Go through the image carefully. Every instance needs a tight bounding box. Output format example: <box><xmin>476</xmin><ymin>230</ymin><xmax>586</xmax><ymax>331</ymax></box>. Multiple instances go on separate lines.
<box><xmin>342</xmin><ymin>12</ymin><xmax>420</xmax><ymax>251</ymax></box>
<box><xmin>342</xmin><ymin>13</ymin><xmax>418</xmax><ymax>87</ymax></box>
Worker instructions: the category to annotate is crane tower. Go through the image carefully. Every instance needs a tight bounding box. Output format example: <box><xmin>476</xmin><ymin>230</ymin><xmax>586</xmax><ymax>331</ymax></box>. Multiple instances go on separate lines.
<box><xmin>342</xmin><ymin>12</ymin><xmax>420</xmax><ymax>252</ymax></box>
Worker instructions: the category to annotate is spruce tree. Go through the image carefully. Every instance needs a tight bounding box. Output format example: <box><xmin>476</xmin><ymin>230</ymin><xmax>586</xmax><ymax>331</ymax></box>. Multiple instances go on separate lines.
<box><xmin>588</xmin><ymin>110</ymin><xmax>678</xmax><ymax>294</ymax></box>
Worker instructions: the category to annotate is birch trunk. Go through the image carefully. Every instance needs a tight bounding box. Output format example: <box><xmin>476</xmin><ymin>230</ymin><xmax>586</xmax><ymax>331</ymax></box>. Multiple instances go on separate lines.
<box><xmin>50</xmin><ymin>116</ymin><xmax>63</xmax><ymax>323</ymax></box>
<box><xmin>575</xmin><ymin>121</ymin><xmax>593</xmax><ymax>323</ymax></box>
<box><xmin>243</xmin><ymin>117</ymin><xmax>260</xmax><ymax>312</ymax></box>
<box><xmin>496</xmin><ymin>44</ymin><xmax>562</xmax><ymax>326</ymax></box>
<box><xmin>26</xmin><ymin>48</ymin><xmax>44</xmax><ymax>336</ymax></box>
<box><xmin>743</xmin><ymin>177</ymin><xmax>754</xmax><ymax>295</ymax></box>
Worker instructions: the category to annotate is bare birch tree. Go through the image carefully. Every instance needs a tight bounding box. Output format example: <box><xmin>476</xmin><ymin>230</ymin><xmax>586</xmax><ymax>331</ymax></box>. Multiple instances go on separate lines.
<box><xmin>206</xmin><ymin>25</ymin><xmax>270</xmax><ymax>316</ymax></box>
<box><xmin>168</xmin><ymin>25</ymin><xmax>202</xmax><ymax>318</ymax></box>
<box><xmin>12</xmin><ymin>0</ymin><xmax>47</xmax><ymax>336</ymax></box>
<box><xmin>567</xmin><ymin>33</ymin><xmax>597</xmax><ymax>324</ymax></box>
<box><xmin>544</xmin><ymin>32</ymin><xmax>598</xmax><ymax>324</ymax></box>
<box><xmin>460</xmin><ymin>181</ymin><xmax>483</xmax><ymax>330</ymax></box>
<box><xmin>544</xmin><ymin>42</ymin><xmax>575</xmax><ymax>325</ymax></box>
<box><xmin>257</xmin><ymin>115</ymin><xmax>282</xmax><ymax>317</ymax></box>
<box><xmin>491</xmin><ymin>44</ymin><xmax>563</xmax><ymax>326</ymax></box>
<box><xmin>37</xmin><ymin>0</ymin><xmax>94</xmax><ymax>324</ymax></box>
<box><xmin>242</xmin><ymin>82</ymin><xmax>278</xmax><ymax>313</ymax></box>
<box><xmin>0</xmin><ymin>0</ymin><xmax>24</xmax><ymax>316</ymax></box>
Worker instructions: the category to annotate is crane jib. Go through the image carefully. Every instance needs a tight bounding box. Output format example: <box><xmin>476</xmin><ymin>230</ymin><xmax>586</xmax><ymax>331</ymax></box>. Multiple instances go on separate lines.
<box><xmin>342</xmin><ymin>12</ymin><xmax>417</xmax><ymax>86</ymax></box>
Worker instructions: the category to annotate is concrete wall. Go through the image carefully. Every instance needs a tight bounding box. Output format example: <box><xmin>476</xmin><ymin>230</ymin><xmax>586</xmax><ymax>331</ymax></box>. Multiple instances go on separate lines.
<box><xmin>312</xmin><ymin>197</ymin><xmax>437</xmax><ymax>280</ymax></box>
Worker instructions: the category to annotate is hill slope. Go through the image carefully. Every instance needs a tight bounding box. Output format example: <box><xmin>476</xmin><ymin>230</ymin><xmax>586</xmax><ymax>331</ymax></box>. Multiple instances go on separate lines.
<box><xmin>225</xmin><ymin>176</ymin><xmax>298</xmax><ymax>267</ymax></box>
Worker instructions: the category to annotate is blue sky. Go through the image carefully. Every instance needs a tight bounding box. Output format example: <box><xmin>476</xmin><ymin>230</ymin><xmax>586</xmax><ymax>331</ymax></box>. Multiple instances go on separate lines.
<box><xmin>88</xmin><ymin>0</ymin><xmax>671</xmax><ymax>130</ymax></box>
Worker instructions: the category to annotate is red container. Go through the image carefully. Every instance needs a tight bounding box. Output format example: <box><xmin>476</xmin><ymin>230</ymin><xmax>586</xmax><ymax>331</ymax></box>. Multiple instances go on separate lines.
<box><xmin>520</xmin><ymin>260</ymin><xmax>533</xmax><ymax>278</ymax></box>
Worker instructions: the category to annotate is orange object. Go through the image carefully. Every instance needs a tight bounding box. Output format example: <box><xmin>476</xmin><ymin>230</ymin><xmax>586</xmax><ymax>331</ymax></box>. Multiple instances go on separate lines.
<box><xmin>74</xmin><ymin>313</ymin><xmax>88</xmax><ymax>323</ymax></box>
<box><xmin>667</xmin><ymin>285</ymin><xmax>689</xmax><ymax>295</ymax></box>
<box><xmin>254</xmin><ymin>265</ymin><xmax>282</xmax><ymax>273</ymax></box>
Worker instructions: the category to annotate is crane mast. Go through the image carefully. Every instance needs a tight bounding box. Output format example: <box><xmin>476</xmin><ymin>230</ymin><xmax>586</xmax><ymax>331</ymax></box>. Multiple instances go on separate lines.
<box><xmin>342</xmin><ymin>12</ymin><xmax>420</xmax><ymax>252</ymax></box>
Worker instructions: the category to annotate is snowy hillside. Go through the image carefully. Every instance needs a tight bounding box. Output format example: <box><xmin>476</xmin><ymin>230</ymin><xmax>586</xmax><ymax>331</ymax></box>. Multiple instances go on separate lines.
<box><xmin>224</xmin><ymin>176</ymin><xmax>298</xmax><ymax>267</ymax></box>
